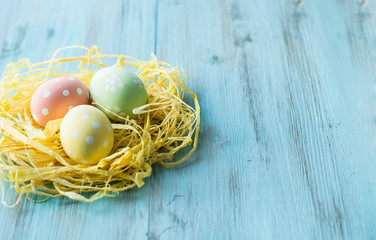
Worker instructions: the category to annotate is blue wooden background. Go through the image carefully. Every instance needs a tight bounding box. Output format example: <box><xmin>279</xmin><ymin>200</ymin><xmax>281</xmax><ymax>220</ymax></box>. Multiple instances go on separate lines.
<box><xmin>0</xmin><ymin>0</ymin><xmax>376</xmax><ymax>239</ymax></box>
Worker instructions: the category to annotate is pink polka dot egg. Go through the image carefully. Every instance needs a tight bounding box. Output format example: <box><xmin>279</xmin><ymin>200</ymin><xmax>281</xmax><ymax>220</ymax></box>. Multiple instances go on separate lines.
<box><xmin>30</xmin><ymin>77</ymin><xmax>90</xmax><ymax>127</ymax></box>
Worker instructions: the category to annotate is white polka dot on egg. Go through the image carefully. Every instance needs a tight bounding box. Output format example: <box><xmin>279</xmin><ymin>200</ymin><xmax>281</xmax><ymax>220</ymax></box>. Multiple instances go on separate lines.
<box><xmin>63</xmin><ymin>90</ymin><xmax>70</xmax><ymax>96</ymax></box>
<box><xmin>103</xmin><ymin>139</ymin><xmax>109</xmax><ymax>147</ymax></box>
<box><xmin>76</xmin><ymin>88</ymin><xmax>83</xmax><ymax>95</ymax></box>
<box><xmin>68</xmin><ymin>77</ymin><xmax>75</xmax><ymax>81</ymax></box>
<box><xmin>92</xmin><ymin>122</ymin><xmax>100</xmax><ymax>128</ymax></box>
<box><xmin>114</xmin><ymin>106</ymin><xmax>121</xmax><ymax>112</ymax></box>
<box><xmin>67</xmin><ymin>150</ymin><xmax>72</xmax><ymax>156</ymax></box>
<box><xmin>85</xmin><ymin>136</ymin><xmax>94</xmax><ymax>144</ymax></box>
<box><xmin>106</xmin><ymin>124</ymin><xmax>111</xmax><ymax>131</ymax></box>
<box><xmin>72</xmin><ymin>130</ymin><xmax>79</xmax><ymax>138</ymax></box>
<box><xmin>43</xmin><ymin>90</ymin><xmax>51</xmax><ymax>98</ymax></box>
<box><xmin>42</xmin><ymin>108</ymin><xmax>49</xmax><ymax>116</ymax></box>
<box><xmin>82</xmin><ymin>114</ymin><xmax>89</xmax><ymax>120</ymax></box>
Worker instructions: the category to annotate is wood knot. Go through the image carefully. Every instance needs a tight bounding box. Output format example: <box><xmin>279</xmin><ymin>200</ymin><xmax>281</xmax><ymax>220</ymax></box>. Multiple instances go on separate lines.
<box><xmin>359</xmin><ymin>0</ymin><xmax>368</xmax><ymax>8</ymax></box>
<box><xmin>295</xmin><ymin>0</ymin><xmax>304</xmax><ymax>7</ymax></box>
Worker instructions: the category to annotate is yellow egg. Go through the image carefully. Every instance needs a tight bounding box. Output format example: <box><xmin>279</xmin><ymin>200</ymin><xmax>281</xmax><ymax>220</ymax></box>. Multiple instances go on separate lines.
<box><xmin>60</xmin><ymin>105</ymin><xmax>114</xmax><ymax>165</ymax></box>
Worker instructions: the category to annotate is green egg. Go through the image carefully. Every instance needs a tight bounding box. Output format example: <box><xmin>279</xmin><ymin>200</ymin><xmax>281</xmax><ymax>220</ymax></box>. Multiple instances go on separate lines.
<box><xmin>90</xmin><ymin>67</ymin><xmax>148</xmax><ymax>121</ymax></box>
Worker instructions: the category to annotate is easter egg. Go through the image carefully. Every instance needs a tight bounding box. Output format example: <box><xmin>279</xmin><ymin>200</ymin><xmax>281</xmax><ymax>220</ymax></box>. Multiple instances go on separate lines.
<box><xmin>30</xmin><ymin>77</ymin><xmax>90</xmax><ymax>127</ymax></box>
<box><xmin>60</xmin><ymin>105</ymin><xmax>114</xmax><ymax>165</ymax></box>
<box><xmin>90</xmin><ymin>67</ymin><xmax>148</xmax><ymax>121</ymax></box>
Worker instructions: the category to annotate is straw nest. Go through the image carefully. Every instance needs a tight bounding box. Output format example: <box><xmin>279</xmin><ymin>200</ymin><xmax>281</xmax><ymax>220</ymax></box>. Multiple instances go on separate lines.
<box><xmin>0</xmin><ymin>46</ymin><xmax>200</xmax><ymax>206</ymax></box>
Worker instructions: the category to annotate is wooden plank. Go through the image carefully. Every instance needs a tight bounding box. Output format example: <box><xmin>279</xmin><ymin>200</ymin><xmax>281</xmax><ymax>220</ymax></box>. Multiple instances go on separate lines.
<box><xmin>0</xmin><ymin>1</ymin><xmax>156</xmax><ymax>239</ymax></box>
<box><xmin>151</xmin><ymin>0</ymin><xmax>376</xmax><ymax>239</ymax></box>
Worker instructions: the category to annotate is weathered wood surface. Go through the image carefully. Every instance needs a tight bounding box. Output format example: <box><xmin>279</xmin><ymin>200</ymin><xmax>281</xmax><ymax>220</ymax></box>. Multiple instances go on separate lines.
<box><xmin>0</xmin><ymin>0</ymin><xmax>376</xmax><ymax>239</ymax></box>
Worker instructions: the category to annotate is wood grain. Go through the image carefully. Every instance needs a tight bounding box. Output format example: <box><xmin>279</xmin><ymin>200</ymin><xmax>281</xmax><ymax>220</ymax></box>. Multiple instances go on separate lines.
<box><xmin>0</xmin><ymin>0</ymin><xmax>376</xmax><ymax>239</ymax></box>
<box><xmin>0</xmin><ymin>1</ymin><xmax>156</xmax><ymax>239</ymax></box>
